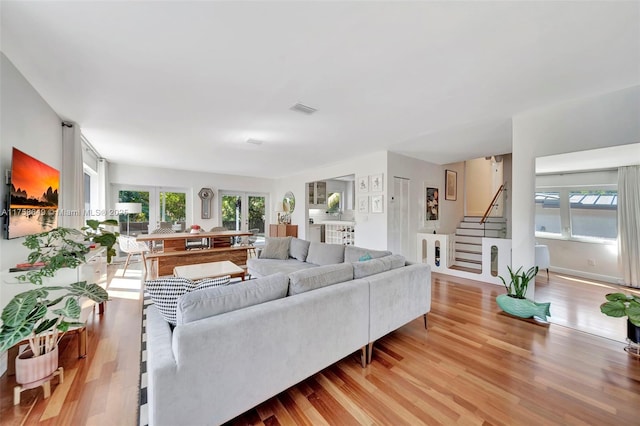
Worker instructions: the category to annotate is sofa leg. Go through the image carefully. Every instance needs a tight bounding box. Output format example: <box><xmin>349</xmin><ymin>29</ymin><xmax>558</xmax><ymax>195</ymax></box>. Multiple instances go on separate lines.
<box><xmin>423</xmin><ymin>313</ymin><xmax>428</xmax><ymax>329</ymax></box>
<box><xmin>360</xmin><ymin>347</ymin><xmax>367</xmax><ymax>368</ymax></box>
<box><xmin>367</xmin><ymin>342</ymin><xmax>374</xmax><ymax>364</ymax></box>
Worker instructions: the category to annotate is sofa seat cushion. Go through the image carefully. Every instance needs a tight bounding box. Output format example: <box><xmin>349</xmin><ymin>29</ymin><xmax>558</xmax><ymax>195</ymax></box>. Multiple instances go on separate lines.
<box><xmin>176</xmin><ymin>273</ymin><xmax>289</xmax><ymax>325</ymax></box>
<box><xmin>145</xmin><ymin>275</ymin><xmax>232</xmax><ymax>325</ymax></box>
<box><xmin>353</xmin><ymin>254</ymin><xmax>406</xmax><ymax>279</ymax></box>
<box><xmin>288</xmin><ymin>263</ymin><xmax>354</xmax><ymax>296</ymax></box>
<box><xmin>306</xmin><ymin>242</ymin><xmax>345</xmax><ymax>265</ymax></box>
<box><xmin>344</xmin><ymin>246</ymin><xmax>392</xmax><ymax>263</ymax></box>
<box><xmin>247</xmin><ymin>258</ymin><xmax>316</xmax><ymax>278</ymax></box>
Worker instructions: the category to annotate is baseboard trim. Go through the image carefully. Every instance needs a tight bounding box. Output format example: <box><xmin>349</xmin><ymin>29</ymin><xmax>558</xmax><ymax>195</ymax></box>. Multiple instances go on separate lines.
<box><xmin>550</xmin><ymin>266</ymin><xmax>622</xmax><ymax>285</ymax></box>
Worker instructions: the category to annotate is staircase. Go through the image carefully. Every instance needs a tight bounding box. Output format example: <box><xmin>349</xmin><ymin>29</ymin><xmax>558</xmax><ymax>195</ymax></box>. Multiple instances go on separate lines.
<box><xmin>452</xmin><ymin>217</ymin><xmax>506</xmax><ymax>273</ymax></box>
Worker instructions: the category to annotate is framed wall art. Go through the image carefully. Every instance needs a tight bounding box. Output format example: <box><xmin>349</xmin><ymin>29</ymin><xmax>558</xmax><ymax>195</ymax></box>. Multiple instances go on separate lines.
<box><xmin>357</xmin><ymin>196</ymin><xmax>369</xmax><ymax>213</ymax></box>
<box><xmin>426</xmin><ymin>187</ymin><xmax>439</xmax><ymax>221</ymax></box>
<box><xmin>445</xmin><ymin>169</ymin><xmax>457</xmax><ymax>201</ymax></box>
<box><xmin>357</xmin><ymin>176</ymin><xmax>369</xmax><ymax>193</ymax></box>
<box><xmin>371</xmin><ymin>195</ymin><xmax>384</xmax><ymax>213</ymax></box>
<box><xmin>370</xmin><ymin>173</ymin><xmax>383</xmax><ymax>192</ymax></box>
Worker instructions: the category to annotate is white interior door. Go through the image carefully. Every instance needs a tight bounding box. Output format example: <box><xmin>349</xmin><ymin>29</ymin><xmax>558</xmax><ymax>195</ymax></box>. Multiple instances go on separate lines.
<box><xmin>389</xmin><ymin>177</ymin><xmax>410</xmax><ymax>256</ymax></box>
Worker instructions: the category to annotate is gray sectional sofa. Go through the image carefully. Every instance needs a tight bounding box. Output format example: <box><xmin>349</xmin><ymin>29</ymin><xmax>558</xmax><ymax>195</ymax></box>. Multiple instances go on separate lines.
<box><xmin>145</xmin><ymin>238</ymin><xmax>431</xmax><ymax>426</ymax></box>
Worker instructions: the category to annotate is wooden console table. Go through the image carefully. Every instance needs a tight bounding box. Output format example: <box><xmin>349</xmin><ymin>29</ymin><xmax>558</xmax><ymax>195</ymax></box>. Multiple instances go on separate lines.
<box><xmin>138</xmin><ymin>231</ymin><xmax>253</xmax><ymax>278</ymax></box>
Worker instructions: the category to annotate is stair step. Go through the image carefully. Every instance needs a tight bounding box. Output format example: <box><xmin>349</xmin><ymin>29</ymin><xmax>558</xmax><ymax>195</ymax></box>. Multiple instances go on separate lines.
<box><xmin>455</xmin><ymin>251</ymin><xmax>482</xmax><ymax>262</ymax></box>
<box><xmin>455</xmin><ymin>242</ymin><xmax>481</xmax><ymax>252</ymax></box>
<box><xmin>456</xmin><ymin>228</ymin><xmax>485</xmax><ymax>237</ymax></box>
<box><xmin>464</xmin><ymin>216</ymin><xmax>506</xmax><ymax>223</ymax></box>
<box><xmin>449</xmin><ymin>264</ymin><xmax>482</xmax><ymax>274</ymax></box>
<box><xmin>455</xmin><ymin>257</ymin><xmax>481</xmax><ymax>265</ymax></box>
<box><xmin>459</xmin><ymin>222</ymin><xmax>505</xmax><ymax>231</ymax></box>
<box><xmin>455</xmin><ymin>235</ymin><xmax>483</xmax><ymax>244</ymax></box>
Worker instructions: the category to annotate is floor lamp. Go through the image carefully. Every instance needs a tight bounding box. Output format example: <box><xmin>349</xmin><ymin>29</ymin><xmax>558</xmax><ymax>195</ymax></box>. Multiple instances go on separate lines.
<box><xmin>115</xmin><ymin>202</ymin><xmax>142</xmax><ymax>235</ymax></box>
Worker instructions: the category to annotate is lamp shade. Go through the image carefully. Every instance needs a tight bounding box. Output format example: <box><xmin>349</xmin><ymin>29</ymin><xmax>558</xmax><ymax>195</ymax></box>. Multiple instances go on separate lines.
<box><xmin>115</xmin><ymin>202</ymin><xmax>142</xmax><ymax>214</ymax></box>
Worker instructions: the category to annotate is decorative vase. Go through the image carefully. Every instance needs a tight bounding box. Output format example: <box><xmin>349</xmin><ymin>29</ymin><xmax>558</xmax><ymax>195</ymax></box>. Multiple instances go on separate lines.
<box><xmin>496</xmin><ymin>294</ymin><xmax>551</xmax><ymax>322</ymax></box>
<box><xmin>15</xmin><ymin>346</ymin><xmax>59</xmax><ymax>390</ymax></box>
<box><xmin>190</xmin><ymin>229</ymin><xmax>200</xmax><ymax>234</ymax></box>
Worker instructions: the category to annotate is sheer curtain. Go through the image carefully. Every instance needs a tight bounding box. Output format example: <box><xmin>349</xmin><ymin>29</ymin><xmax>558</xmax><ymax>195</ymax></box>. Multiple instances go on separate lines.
<box><xmin>618</xmin><ymin>165</ymin><xmax>640</xmax><ymax>287</ymax></box>
<box><xmin>60</xmin><ymin>122</ymin><xmax>84</xmax><ymax>229</ymax></box>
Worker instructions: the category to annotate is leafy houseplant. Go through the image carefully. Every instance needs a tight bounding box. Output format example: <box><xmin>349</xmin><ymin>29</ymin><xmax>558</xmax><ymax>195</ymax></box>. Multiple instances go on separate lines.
<box><xmin>600</xmin><ymin>293</ymin><xmax>640</xmax><ymax>343</ymax></box>
<box><xmin>496</xmin><ymin>265</ymin><xmax>550</xmax><ymax>322</ymax></box>
<box><xmin>499</xmin><ymin>266</ymin><xmax>539</xmax><ymax>299</ymax></box>
<box><xmin>0</xmin><ymin>282</ymin><xmax>109</xmax><ymax>355</ymax></box>
<box><xmin>1</xmin><ymin>227</ymin><xmax>110</xmax><ymax>357</ymax></box>
<box><xmin>16</xmin><ymin>227</ymin><xmax>89</xmax><ymax>286</ymax></box>
<box><xmin>82</xmin><ymin>219</ymin><xmax>119</xmax><ymax>263</ymax></box>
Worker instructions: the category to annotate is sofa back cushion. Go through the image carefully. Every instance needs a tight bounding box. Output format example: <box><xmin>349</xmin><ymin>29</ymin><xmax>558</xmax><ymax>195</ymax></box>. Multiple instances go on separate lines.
<box><xmin>259</xmin><ymin>237</ymin><xmax>292</xmax><ymax>260</ymax></box>
<box><xmin>289</xmin><ymin>237</ymin><xmax>311</xmax><ymax>261</ymax></box>
<box><xmin>176</xmin><ymin>273</ymin><xmax>289</xmax><ymax>325</ymax></box>
<box><xmin>344</xmin><ymin>246</ymin><xmax>392</xmax><ymax>263</ymax></box>
<box><xmin>352</xmin><ymin>254</ymin><xmax>406</xmax><ymax>279</ymax></box>
<box><xmin>306</xmin><ymin>242</ymin><xmax>345</xmax><ymax>265</ymax></box>
<box><xmin>145</xmin><ymin>275</ymin><xmax>231</xmax><ymax>325</ymax></box>
<box><xmin>288</xmin><ymin>263</ymin><xmax>354</xmax><ymax>296</ymax></box>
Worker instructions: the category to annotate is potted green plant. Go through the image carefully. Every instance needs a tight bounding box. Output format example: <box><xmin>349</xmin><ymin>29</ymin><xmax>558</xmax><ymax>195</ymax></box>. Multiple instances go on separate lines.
<box><xmin>600</xmin><ymin>293</ymin><xmax>640</xmax><ymax>344</ymax></box>
<box><xmin>81</xmin><ymin>219</ymin><xmax>119</xmax><ymax>263</ymax></box>
<box><xmin>497</xmin><ymin>265</ymin><xmax>551</xmax><ymax>322</ymax></box>
<box><xmin>1</xmin><ymin>227</ymin><xmax>109</xmax><ymax>392</ymax></box>
<box><xmin>16</xmin><ymin>227</ymin><xmax>90</xmax><ymax>286</ymax></box>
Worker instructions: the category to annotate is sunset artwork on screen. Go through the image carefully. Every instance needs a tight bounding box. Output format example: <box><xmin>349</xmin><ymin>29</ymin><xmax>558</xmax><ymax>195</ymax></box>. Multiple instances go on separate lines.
<box><xmin>8</xmin><ymin>148</ymin><xmax>60</xmax><ymax>239</ymax></box>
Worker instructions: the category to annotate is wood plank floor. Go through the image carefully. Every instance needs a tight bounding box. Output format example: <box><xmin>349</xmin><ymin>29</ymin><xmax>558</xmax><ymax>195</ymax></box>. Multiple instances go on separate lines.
<box><xmin>2</xmin><ymin>267</ymin><xmax>639</xmax><ymax>425</ymax></box>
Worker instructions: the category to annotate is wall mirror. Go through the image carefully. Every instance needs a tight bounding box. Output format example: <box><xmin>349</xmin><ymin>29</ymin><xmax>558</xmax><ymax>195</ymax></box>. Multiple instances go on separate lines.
<box><xmin>283</xmin><ymin>191</ymin><xmax>295</xmax><ymax>213</ymax></box>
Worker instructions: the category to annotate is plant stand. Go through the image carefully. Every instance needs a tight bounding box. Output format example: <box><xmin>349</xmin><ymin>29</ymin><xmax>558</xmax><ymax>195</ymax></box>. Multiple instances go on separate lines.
<box><xmin>14</xmin><ymin>367</ymin><xmax>64</xmax><ymax>405</ymax></box>
<box><xmin>624</xmin><ymin>340</ymin><xmax>640</xmax><ymax>358</ymax></box>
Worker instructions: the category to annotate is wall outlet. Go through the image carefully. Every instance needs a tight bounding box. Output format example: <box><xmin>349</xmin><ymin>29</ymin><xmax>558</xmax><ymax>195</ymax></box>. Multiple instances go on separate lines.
<box><xmin>587</xmin><ymin>259</ymin><xmax>596</xmax><ymax>266</ymax></box>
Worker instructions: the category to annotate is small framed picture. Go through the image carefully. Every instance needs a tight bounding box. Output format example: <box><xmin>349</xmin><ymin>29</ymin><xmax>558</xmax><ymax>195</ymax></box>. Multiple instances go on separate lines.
<box><xmin>371</xmin><ymin>195</ymin><xmax>384</xmax><ymax>213</ymax></box>
<box><xmin>445</xmin><ymin>169</ymin><xmax>457</xmax><ymax>201</ymax></box>
<box><xmin>370</xmin><ymin>173</ymin><xmax>383</xmax><ymax>192</ymax></box>
<box><xmin>357</xmin><ymin>176</ymin><xmax>369</xmax><ymax>193</ymax></box>
<box><xmin>426</xmin><ymin>187</ymin><xmax>439</xmax><ymax>221</ymax></box>
<box><xmin>357</xmin><ymin>196</ymin><xmax>369</xmax><ymax>213</ymax></box>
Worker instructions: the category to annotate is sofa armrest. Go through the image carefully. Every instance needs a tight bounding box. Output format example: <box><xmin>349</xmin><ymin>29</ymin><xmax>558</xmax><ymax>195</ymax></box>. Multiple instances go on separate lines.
<box><xmin>367</xmin><ymin>263</ymin><xmax>431</xmax><ymax>342</ymax></box>
<box><xmin>145</xmin><ymin>305</ymin><xmax>179</xmax><ymax>426</ymax></box>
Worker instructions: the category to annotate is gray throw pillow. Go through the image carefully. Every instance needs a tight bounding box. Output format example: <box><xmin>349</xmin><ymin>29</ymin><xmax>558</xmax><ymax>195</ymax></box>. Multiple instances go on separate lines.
<box><xmin>176</xmin><ymin>273</ymin><xmax>289</xmax><ymax>325</ymax></box>
<box><xmin>289</xmin><ymin>237</ymin><xmax>311</xmax><ymax>261</ymax></box>
<box><xmin>259</xmin><ymin>237</ymin><xmax>292</xmax><ymax>260</ymax></box>
<box><xmin>288</xmin><ymin>263</ymin><xmax>354</xmax><ymax>295</ymax></box>
<box><xmin>306</xmin><ymin>242</ymin><xmax>345</xmax><ymax>265</ymax></box>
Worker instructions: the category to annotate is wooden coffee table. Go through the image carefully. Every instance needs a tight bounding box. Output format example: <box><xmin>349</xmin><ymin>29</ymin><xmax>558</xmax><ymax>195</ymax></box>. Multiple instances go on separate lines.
<box><xmin>173</xmin><ymin>260</ymin><xmax>245</xmax><ymax>281</ymax></box>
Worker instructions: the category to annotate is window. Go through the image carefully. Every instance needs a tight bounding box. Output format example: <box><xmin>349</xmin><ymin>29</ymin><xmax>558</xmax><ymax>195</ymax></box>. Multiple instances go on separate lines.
<box><xmin>535</xmin><ymin>192</ymin><xmax>561</xmax><ymax>236</ymax></box>
<box><xmin>534</xmin><ymin>188</ymin><xmax>617</xmax><ymax>242</ymax></box>
<box><xmin>327</xmin><ymin>192</ymin><xmax>341</xmax><ymax>213</ymax></box>
<box><xmin>569</xmin><ymin>190</ymin><xmax>617</xmax><ymax>240</ymax></box>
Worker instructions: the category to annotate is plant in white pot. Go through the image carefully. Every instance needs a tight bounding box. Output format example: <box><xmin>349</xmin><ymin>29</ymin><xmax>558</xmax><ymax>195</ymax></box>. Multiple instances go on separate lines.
<box><xmin>0</xmin><ymin>227</ymin><xmax>109</xmax><ymax>402</ymax></box>
<box><xmin>497</xmin><ymin>265</ymin><xmax>551</xmax><ymax>322</ymax></box>
<box><xmin>600</xmin><ymin>293</ymin><xmax>640</xmax><ymax>350</ymax></box>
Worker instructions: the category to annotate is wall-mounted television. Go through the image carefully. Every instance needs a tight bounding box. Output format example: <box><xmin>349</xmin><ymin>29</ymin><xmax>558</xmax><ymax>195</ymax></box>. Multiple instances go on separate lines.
<box><xmin>6</xmin><ymin>148</ymin><xmax>60</xmax><ymax>239</ymax></box>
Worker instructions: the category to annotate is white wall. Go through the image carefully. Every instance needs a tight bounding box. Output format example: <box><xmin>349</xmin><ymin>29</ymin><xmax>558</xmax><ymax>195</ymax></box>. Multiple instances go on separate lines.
<box><xmin>275</xmin><ymin>151</ymin><xmax>388</xmax><ymax>250</ymax></box>
<box><xmin>387</xmin><ymin>152</ymin><xmax>464</xmax><ymax>261</ymax></box>
<box><xmin>512</xmin><ymin>85</ymin><xmax>640</xmax><ymax>296</ymax></box>
<box><xmin>465</xmin><ymin>157</ymin><xmax>495</xmax><ymax>216</ymax></box>
<box><xmin>0</xmin><ymin>53</ymin><xmax>62</xmax><ymax>271</ymax></box>
<box><xmin>109</xmin><ymin>163</ymin><xmax>276</xmax><ymax>230</ymax></box>
<box><xmin>0</xmin><ymin>53</ymin><xmax>63</xmax><ymax>375</ymax></box>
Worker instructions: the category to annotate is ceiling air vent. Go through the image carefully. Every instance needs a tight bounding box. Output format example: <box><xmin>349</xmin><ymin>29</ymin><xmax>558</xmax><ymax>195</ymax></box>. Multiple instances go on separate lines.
<box><xmin>289</xmin><ymin>102</ymin><xmax>317</xmax><ymax>115</ymax></box>
<box><xmin>246</xmin><ymin>138</ymin><xmax>263</xmax><ymax>146</ymax></box>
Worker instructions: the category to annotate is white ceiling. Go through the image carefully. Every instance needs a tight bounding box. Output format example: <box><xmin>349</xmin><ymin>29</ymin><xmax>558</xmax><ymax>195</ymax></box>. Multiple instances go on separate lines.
<box><xmin>2</xmin><ymin>1</ymin><xmax>638</xmax><ymax>178</ymax></box>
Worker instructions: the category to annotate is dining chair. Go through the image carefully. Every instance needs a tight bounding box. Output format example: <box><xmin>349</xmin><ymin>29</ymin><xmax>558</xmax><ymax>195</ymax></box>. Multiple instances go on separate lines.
<box><xmin>118</xmin><ymin>235</ymin><xmax>150</xmax><ymax>279</ymax></box>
